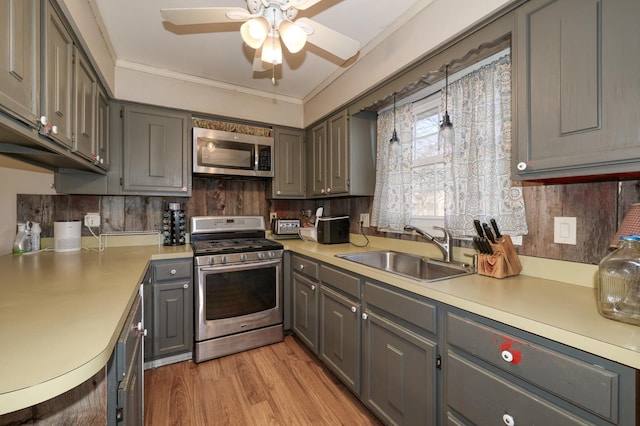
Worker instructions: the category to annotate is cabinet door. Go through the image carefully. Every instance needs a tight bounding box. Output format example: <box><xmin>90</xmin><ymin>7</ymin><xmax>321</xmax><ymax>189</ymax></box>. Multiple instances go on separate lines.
<box><xmin>327</xmin><ymin>110</ymin><xmax>349</xmax><ymax>196</ymax></box>
<box><xmin>42</xmin><ymin>1</ymin><xmax>73</xmax><ymax>148</ymax></box>
<box><xmin>95</xmin><ymin>86</ymin><xmax>109</xmax><ymax>169</ymax></box>
<box><xmin>292</xmin><ymin>272</ymin><xmax>319</xmax><ymax>353</ymax></box>
<box><xmin>319</xmin><ymin>285</ymin><xmax>360</xmax><ymax>395</ymax></box>
<box><xmin>122</xmin><ymin>105</ymin><xmax>190</xmax><ymax>195</ymax></box>
<box><xmin>362</xmin><ymin>310</ymin><xmax>438</xmax><ymax>426</ymax></box>
<box><xmin>515</xmin><ymin>0</ymin><xmax>640</xmax><ymax>179</ymax></box>
<box><xmin>307</xmin><ymin>121</ymin><xmax>327</xmax><ymax>197</ymax></box>
<box><xmin>271</xmin><ymin>127</ymin><xmax>305</xmax><ymax>198</ymax></box>
<box><xmin>153</xmin><ymin>280</ymin><xmax>193</xmax><ymax>358</ymax></box>
<box><xmin>117</xmin><ymin>334</ymin><xmax>143</xmax><ymax>426</ymax></box>
<box><xmin>0</xmin><ymin>0</ymin><xmax>39</xmax><ymax>125</ymax></box>
<box><xmin>73</xmin><ymin>50</ymin><xmax>96</xmax><ymax>161</ymax></box>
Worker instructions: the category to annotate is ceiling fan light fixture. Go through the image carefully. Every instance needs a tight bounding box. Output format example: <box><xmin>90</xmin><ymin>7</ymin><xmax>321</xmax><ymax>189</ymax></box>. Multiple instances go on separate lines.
<box><xmin>279</xmin><ymin>20</ymin><xmax>306</xmax><ymax>53</ymax></box>
<box><xmin>240</xmin><ymin>17</ymin><xmax>269</xmax><ymax>49</ymax></box>
<box><xmin>261</xmin><ymin>35</ymin><xmax>283</xmax><ymax>65</ymax></box>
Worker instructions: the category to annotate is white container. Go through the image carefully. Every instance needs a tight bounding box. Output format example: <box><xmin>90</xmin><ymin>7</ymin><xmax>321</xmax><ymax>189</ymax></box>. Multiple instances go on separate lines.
<box><xmin>54</xmin><ymin>220</ymin><xmax>81</xmax><ymax>252</ymax></box>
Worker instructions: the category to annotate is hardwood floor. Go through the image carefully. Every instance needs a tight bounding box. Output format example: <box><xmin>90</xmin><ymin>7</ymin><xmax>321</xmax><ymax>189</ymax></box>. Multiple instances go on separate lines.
<box><xmin>144</xmin><ymin>335</ymin><xmax>382</xmax><ymax>425</ymax></box>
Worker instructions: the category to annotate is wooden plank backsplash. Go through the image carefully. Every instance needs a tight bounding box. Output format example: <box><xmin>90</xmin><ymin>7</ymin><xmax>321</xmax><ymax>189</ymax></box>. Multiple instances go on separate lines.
<box><xmin>16</xmin><ymin>177</ymin><xmax>640</xmax><ymax>265</ymax></box>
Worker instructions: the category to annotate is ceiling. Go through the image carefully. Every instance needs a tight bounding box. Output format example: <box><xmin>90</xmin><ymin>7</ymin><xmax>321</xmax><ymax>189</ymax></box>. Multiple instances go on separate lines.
<box><xmin>92</xmin><ymin>0</ymin><xmax>433</xmax><ymax>101</ymax></box>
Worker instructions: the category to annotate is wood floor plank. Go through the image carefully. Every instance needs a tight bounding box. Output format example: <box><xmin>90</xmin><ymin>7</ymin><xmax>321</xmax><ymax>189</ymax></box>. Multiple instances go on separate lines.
<box><xmin>144</xmin><ymin>335</ymin><xmax>381</xmax><ymax>425</ymax></box>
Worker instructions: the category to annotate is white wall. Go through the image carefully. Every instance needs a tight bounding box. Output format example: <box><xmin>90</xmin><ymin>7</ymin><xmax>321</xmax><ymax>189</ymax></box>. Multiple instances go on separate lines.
<box><xmin>0</xmin><ymin>157</ymin><xmax>57</xmax><ymax>255</ymax></box>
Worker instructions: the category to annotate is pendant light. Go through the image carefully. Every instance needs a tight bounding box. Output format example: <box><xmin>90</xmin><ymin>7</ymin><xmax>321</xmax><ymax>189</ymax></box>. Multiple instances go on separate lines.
<box><xmin>390</xmin><ymin>92</ymin><xmax>400</xmax><ymax>144</ymax></box>
<box><xmin>440</xmin><ymin>64</ymin><xmax>454</xmax><ymax>145</ymax></box>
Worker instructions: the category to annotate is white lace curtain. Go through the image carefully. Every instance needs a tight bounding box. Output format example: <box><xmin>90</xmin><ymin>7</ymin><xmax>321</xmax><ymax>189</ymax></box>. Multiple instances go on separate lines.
<box><xmin>371</xmin><ymin>103</ymin><xmax>414</xmax><ymax>231</ymax></box>
<box><xmin>443</xmin><ymin>54</ymin><xmax>528</xmax><ymax>236</ymax></box>
<box><xmin>371</xmin><ymin>53</ymin><xmax>528</xmax><ymax>236</ymax></box>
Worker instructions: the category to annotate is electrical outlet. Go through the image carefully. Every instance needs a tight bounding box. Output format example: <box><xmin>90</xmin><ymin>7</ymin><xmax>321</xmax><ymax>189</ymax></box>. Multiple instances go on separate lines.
<box><xmin>84</xmin><ymin>213</ymin><xmax>101</xmax><ymax>228</ymax></box>
<box><xmin>359</xmin><ymin>213</ymin><xmax>370</xmax><ymax>228</ymax></box>
<box><xmin>269</xmin><ymin>212</ymin><xmax>277</xmax><ymax>221</ymax></box>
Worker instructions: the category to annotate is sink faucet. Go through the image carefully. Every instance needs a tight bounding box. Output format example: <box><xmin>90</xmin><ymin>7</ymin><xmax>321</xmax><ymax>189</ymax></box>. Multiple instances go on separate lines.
<box><xmin>403</xmin><ymin>225</ymin><xmax>452</xmax><ymax>263</ymax></box>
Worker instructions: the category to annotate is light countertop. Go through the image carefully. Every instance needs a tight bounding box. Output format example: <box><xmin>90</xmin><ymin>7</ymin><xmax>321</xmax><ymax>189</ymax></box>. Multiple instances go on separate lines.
<box><xmin>282</xmin><ymin>237</ymin><xmax>640</xmax><ymax>370</ymax></box>
<box><xmin>2</xmin><ymin>235</ymin><xmax>640</xmax><ymax>416</ymax></box>
<box><xmin>0</xmin><ymin>245</ymin><xmax>192</xmax><ymax>415</ymax></box>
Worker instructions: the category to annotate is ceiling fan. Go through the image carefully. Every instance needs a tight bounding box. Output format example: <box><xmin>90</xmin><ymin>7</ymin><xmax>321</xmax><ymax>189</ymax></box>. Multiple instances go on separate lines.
<box><xmin>160</xmin><ymin>0</ymin><xmax>361</xmax><ymax>80</ymax></box>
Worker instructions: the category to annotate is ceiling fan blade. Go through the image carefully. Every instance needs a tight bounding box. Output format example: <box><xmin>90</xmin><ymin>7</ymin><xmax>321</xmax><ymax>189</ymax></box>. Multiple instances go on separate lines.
<box><xmin>160</xmin><ymin>7</ymin><xmax>250</xmax><ymax>25</ymax></box>
<box><xmin>296</xmin><ymin>18</ymin><xmax>360</xmax><ymax>61</ymax></box>
<box><xmin>287</xmin><ymin>0</ymin><xmax>324</xmax><ymax>11</ymax></box>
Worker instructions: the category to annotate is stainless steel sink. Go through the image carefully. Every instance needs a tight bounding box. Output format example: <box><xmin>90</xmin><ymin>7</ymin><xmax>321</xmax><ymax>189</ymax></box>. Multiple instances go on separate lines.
<box><xmin>336</xmin><ymin>250</ymin><xmax>473</xmax><ymax>282</ymax></box>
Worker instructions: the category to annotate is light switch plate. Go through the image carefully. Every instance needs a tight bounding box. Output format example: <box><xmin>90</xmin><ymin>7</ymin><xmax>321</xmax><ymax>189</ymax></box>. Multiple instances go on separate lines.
<box><xmin>554</xmin><ymin>217</ymin><xmax>576</xmax><ymax>245</ymax></box>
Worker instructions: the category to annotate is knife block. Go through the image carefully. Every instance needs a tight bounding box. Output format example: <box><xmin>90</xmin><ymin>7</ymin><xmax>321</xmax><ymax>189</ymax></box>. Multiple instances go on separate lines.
<box><xmin>478</xmin><ymin>235</ymin><xmax>522</xmax><ymax>278</ymax></box>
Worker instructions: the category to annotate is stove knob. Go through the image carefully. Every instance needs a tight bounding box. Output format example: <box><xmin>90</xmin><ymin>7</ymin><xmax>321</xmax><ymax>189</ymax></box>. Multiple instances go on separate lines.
<box><xmin>268</xmin><ymin>251</ymin><xmax>275</xmax><ymax>258</ymax></box>
<box><xmin>220</xmin><ymin>256</ymin><xmax>227</xmax><ymax>264</ymax></box>
<box><xmin>240</xmin><ymin>254</ymin><xmax>248</xmax><ymax>262</ymax></box>
<box><xmin>258</xmin><ymin>252</ymin><xmax>265</xmax><ymax>260</ymax></box>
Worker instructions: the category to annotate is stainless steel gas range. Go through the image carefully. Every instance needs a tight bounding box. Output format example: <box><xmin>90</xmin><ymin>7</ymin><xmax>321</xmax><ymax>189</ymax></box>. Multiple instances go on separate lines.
<box><xmin>190</xmin><ymin>216</ymin><xmax>284</xmax><ymax>363</ymax></box>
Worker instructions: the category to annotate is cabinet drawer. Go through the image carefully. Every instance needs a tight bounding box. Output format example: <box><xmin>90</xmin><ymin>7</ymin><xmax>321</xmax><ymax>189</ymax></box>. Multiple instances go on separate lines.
<box><xmin>364</xmin><ymin>281</ymin><xmax>436</xmax><ymax>334</ymax></box>
<box><xmin>153</xmin><ymin>260</ymin><xmax>192</xmax><ymax>281</ymax></box>
<box><xmin>291</xmin><ymin>254</ymin><xmax>319</xmax><ymax>279</ymax></box>
<box><xmin>446</xmin><ymin>351</ymin><xmax>591</xmax><ymax>426</ymax></box>
<box><xmin>446</xmin><ymin>312</ymin><xmax>619</xmax><ymax>423</ymax></box>
<box><xmin>320</xmin><ymin>265</ymin><xmax>360</xmax><ymax>299</ymax></box>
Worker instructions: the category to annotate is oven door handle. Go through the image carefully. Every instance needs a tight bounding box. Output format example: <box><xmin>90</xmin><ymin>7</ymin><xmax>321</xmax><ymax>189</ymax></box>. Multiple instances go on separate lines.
<box><xmin>198</xmin><ymin>258</ymin><xmax>282</xmax><ymax>272</ymax></box>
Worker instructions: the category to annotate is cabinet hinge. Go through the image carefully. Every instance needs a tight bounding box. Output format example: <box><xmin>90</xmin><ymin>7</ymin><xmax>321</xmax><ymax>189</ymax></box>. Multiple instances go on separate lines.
<box><xmin>436</xmin><ymin>355</ymin><xmax>442</xmax><ymax>370</ymax></box>
<box><xmin>120</xmin><ymin>177</ymin><xmax>123</xmax><ymax>186</ymax></box>
<box><xmin>120</xmin><ymin>108</ymin><xmax>124</xmax><ymax>119</ymax></box>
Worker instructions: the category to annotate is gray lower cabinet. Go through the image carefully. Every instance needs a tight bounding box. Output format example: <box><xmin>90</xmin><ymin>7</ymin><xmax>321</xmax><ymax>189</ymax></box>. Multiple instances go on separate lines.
<box><xmin>0</xmin><ymin>0</ymin><xmax>39</xmax><ymax>126</ymax></box>
<box><xmin>107</xmin><ymin>287</ymin><xmax>144</xmax><ymax>426</ymax></box>
<box><xmin>444</xmin><ymin>307</ymin><xmax>638</xmax><ymax>425</ymax></box>
<box><xmin>362</xmin><ymin>281</ymin><xmax>439</xmax><ymax>426</ymax></box>
<box><xmin>514</xmin><ymin>0</ymin><xmax>640</xmax><ymax>180</ymax></box>
<box><xmin>268</xmin><ymin>126</ymin><xmax>306</xmax><ymax>199</ymax></box>
<box><xmin>144</xmin><ymin>258</ymin><xmax>193</xmax><ymax>368</ymax></box>
<box><xmin>319</xmin><ymin>265</ymin><xmax>361</xmax><ymax>395</ymax></box>
<box><xmin>291</xmin><ymin>254</ymin><xmax>320</xmax><ymax>354</ymax></box>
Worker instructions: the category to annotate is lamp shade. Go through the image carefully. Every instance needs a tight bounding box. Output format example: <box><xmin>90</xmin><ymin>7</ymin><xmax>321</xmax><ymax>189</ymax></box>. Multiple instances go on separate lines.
<box><xmin>240</xmin><ymin>17</ymin><xmax>269</xmax><ymax>49</ymax></box>
<box><xmin>611</xmin><ymin>203</ymin><xmax>640</xmax><ymax>247</ymax></box>
<box><xmin>279</xmin><ymin>20</ymin><xmax>306</xmax><ymax>53</ymax></box>
<box><xmin>261</xmin><ymin>35</ymin><xmax>282</xmax><ymax>65</ymax></box>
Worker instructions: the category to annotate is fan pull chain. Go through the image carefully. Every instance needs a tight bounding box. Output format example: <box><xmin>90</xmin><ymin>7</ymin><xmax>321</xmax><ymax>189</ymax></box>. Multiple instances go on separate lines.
<box><xmin>272</xmin><ymin>66</ymin><xmax>276</xmax><ymax>85</ymax></box>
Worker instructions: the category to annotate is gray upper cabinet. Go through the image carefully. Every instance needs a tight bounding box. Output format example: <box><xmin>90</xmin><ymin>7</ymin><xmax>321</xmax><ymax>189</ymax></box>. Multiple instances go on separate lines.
<box><xmin>41</xmin><ymin>0</ymin><xmax>73</xmax><ymax>148</ymax></box>
<box><xmin>73</xmin><ymin>51</ymin><xmax>97</xmax><ymax>163</ymax></box>
<box><xmin>268</xmin><ymin>126</ymin><xmax>305</xmax><ymax>199</ymax></box>
<box><xmin>306</xmin><ymin>110</ymin><xmax>376</xmax><ymax>198</ymax></box>
<box><xmin>122</xmin><ymin>104</ymin><xmax>191</xmax><ymax>196</ymax></box>
<box><xmin>0</xmin><ymin>0</ymin><xmax>39</xmax><ymax>126</ymax></box>
<box><xmin>95</xmin><ymin>86</ymin><xmax>109</xmax><ymax>169</ymax></box>
<box><xmin>514</xmin><ymin>0</ymin><xmax>640</xmax><ymax>180</ymax></box>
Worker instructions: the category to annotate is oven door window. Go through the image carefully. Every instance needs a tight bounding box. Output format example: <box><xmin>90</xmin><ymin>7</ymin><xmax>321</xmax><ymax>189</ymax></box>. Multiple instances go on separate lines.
<box><xmin>198</xmin><ymin>138</ymin><xmax>254</xmax><ymax>170</ymax></box>
<box><xmin>205</xmin><ymin>267</ymin><xmax>276</xmax><ymax>320</ymax></box>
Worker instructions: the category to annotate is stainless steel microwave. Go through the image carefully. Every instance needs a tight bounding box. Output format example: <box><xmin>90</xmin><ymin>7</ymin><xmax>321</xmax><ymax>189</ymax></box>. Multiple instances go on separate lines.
<box><xmin>193</xmin><ymin>128</ymin><xmax>274</xmax><ymax>177</ymax></box>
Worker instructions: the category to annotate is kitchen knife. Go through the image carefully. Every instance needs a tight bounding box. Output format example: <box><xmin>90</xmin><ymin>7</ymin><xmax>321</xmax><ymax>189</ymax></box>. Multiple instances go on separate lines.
<box><xmin>482</xmin><ymin>223</ymin><xmax>496</xmax><ymax>244</ymax></box>
<box><xmin>473</xmin><ymin>220</ymin><xmax>485</xmax><ymax>238</ymax></box>
<box><xmin>472</xmin><ymin>237</ymin><xmax>484</xmax><ymax>253</ymax></box>
<box><xmin>490</xmin><ymin>218</ymin><xmax>503</xmax><ymax>239</ymax></box>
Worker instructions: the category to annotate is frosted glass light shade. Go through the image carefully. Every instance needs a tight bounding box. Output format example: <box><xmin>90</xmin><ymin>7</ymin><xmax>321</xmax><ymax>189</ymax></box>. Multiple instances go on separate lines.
<box><xmin>279</xmin><ymin>20</ymin><xmax>306</xmax><ymax>53</ymax></box>
<box><xmin>240</xmin><ymin>17</ymin><xmax>268</xmax><ymax>49</ymax></box>
<box><xmin>261</xmin><ymin>35</ymin><xmax>282</xmax><ymax>65</ymax></box>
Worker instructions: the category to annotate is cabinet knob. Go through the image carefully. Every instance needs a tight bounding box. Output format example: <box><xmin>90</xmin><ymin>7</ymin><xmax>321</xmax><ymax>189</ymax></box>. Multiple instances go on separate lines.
<box><xmin>277</xmin><ymin>190</ymin><xmax>282</xmax><ymax>195</ymax></box>
<box><xmin>501</xmin><ymin>349</ymin><xmax>514</xmax><ymax>363</ymax></box>
<box><xmin>361</xmin><ymin>313</ymin><xmax>368</xmax><ymax>320</ymax></box>
<box><xmin>516</xmin><ymin>161</ymin><xmax>527</xmax><ymax>171</ymax></box>
<box><xmin>321</xmin><ymin>189</ymin><xmax>325</xmax><ymax>194</ymax></box>
<box><xmin>326</xmin><ymin>187</ymin><xmax>332</xmax><ymax>193</ymax></box>
<box><xmin>40</xmin><ymin>116</ymin><xmax>48</xmax><ymax>126</ymax></box>
<box><xmin>51</xmin><ymin>125</ymin><xmax>58</xmax><ymax>135</ymax></box>
<box><xmin>502</xmin><ymin>413</ymin><xmax>515</xmax><ymax>426</ymax></box>
<box><xmin>311</xmin><ymin>284</ymin><xmax>316</xmax><ymax>291</ymax></box>
<box><xmin>351</xmin><ymin>306</ymin><xmax>357</xmax><ymax>313</ymax></box>
<box><xmin>170</xmin><ymin>269</ymin><xmax>177</xmax><ymax>275</ymax></box>
<box><xmin>183</xmin><ymin>283</ymin><xmax>189</xmax><ymax>289</ymax></box>
<box><xmin>299</xmin><ymin>264</ymin><xmax>304</xmax><ymax>270</ymax></box>
<box><xmin>136</xmin><ymin>321</ymin><xmax>147</xmax><ymax>337</ymax></box>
